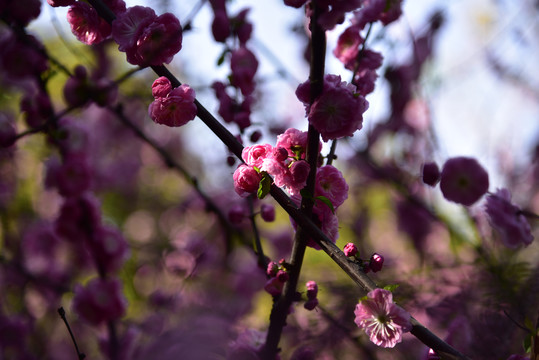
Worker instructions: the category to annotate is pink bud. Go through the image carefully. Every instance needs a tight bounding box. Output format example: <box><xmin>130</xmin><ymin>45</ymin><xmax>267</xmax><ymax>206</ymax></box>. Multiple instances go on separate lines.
<box><xmin>369</xmin><ymin>253</ymin><xmax>384</xmax><ymax>273</ymax></box>
<box><xmin>233</xmin><ymin>164</ymin><xmax>261</xmax><ymax>197</ymax></box>
<box><xmin>306</xmin><ymin>280</ymin><xmax>318</xmax><ymax>299</ymax></box>
<box><xmin>266</xmin><ymin>261</ymin><xmax>279</xmax><ymax>277</ymax></box>
<box><xmin>343</xmin><ymin>242</ymin><xmax>358</xmax><ymax>257</ymax></box>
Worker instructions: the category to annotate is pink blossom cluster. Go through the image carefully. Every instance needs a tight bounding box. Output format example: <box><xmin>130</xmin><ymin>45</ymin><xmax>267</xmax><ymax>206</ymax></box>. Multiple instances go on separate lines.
<box><xmin>233</xmin><ymin>128</ymin><xmax>314</xmax><ymax>197</ymax></box>
<box><xmin>52</xmin><ymin>0</ymin><xmax>126</xmax><ymax>45</ymax></box>
<box><xmin>290</xmin><ymin>165</ymin><xmax>349</xmax><ymax>250</ymax></box>
<box><xmin>296</xmin><ymin>74</ymin><xmax>369</xmax><ymax>142</ymax></box>
<box><xmin>264</xmin><ymin>260</ymin><xmax>290</xmax><ymax>296</ymax></box>
<box><xmin>148</xmin><ymin>76</ymin><xmax>197</xmax><ymax>127</ymax></box>
<box><xmin>207</xmin><ymin>1</ymin><xmax>258</xmax><ymax>134</ymax></box>
<box><xmin>331</xmin><ymin>0</ymin><xmax>403</xmax><ymax>95</ymax></box>
<box><xmin>111</xmin><ymin>6</ymin><xmax>182</xmax><ymax>66</ymax></box>
<box><xmin>354</xmin><ymin>288</ymin><xmax>412</xmax><ymax>348</ymax></box>
<box><xmin>485</xmin><ymin>188</ymin><xmax>534</xmax><ymax>248</ymax></box>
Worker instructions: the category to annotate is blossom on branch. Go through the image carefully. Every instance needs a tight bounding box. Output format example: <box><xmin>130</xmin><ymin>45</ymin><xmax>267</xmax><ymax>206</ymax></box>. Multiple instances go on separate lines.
<box><xmin>148</xmin><ymin>76</ymin><xmax>197</xmax><ymax>127</ymax></box>
<box><xmin>112</xmin><ymin>6</ymin><xmax>182</xmax><ymax>66</ymax></box>
<box><xmin>296</xmin><ymin>74</ymin><xmax>368</xmax><ymax>142</ymax></box>
<box><xmin>354</xmin><ymin>288</ymin><xmax>412</xmax><ymax>348</ymax></box>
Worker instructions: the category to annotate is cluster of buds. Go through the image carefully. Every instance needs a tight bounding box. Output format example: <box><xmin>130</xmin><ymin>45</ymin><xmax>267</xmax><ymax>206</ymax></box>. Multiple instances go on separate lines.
<box><xmin>343</xmin><ymin>243</ymin><xmax>384</xmax><ymax>273</ymax></box>
<box><xmin>264</xmin><ymin>260</ymin><xmax>290</xmax><ymax>296</ymax></box>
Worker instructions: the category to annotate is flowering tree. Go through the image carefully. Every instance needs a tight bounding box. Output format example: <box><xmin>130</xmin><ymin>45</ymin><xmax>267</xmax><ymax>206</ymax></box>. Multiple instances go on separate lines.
<box><xmin>0</xmin><ymin>0</ymin><xmax>537</xmax><ymax>359</ymax></box>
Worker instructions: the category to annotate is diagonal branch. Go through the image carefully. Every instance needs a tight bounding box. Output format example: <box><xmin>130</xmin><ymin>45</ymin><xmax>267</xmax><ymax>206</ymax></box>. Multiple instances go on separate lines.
<box><xmin>83</xmin><ymin>1</ymin><xmax>471</xmax><ymax>358</ymax></box>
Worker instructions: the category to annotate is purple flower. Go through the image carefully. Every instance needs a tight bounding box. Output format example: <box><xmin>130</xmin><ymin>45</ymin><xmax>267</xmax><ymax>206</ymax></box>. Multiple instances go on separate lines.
<box><xmin>315</xmin><ymin>165</ymin><xmax>349</xmax><ymax>208</ymax></box>
<box><xmin>485</xmin><ymin>188</ymin><xmax>534</xmax><ymax>248</ymax></box>
<box><xmin>72</xmin><ymin>278</ymin><xmax>127</xmax><ymax>325</ymax></box>
<box><xmin>230</xmin><ymin>46</ymin><xmax>258</xmax><ymax>96</ymax></box>
<box><xmin>67</xmin><ymin>2</ymin><xmax>111</xmax><ymax>45</ymax></box>
<box><xmin>112</xmin><ymin>6</ymin><xmax>182</xmax><ymax>66</ymax></box>
<box><xmin>354</xmin><ymin>289</ymin><xmax>412</xmax><ymax>348</ymax></box>
<box><xmin>439</xmin><ymin>157</ymin><xmax>489</xmax><ymax>206</ymax></box>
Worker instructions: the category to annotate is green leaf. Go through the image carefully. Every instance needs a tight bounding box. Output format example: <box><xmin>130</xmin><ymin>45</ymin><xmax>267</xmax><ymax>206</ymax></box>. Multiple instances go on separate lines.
<box><xmin>216</xmin><ymin>50</ymin><xmax>228</xmax><ymax>66</ymax></box>
<box><xmin>314</xmin><ymin>195</ymin><xmax>335</xmax><ymax>214</ymax></box>
<box><xmin>257</xmin><ymin>173</ymin><xmax>271</xmax><ymax>199</ymax></box>
<box><xmin>383</xmin><ymin>284</ymin><xmax>400</xmax><ymax>292</ymax></box>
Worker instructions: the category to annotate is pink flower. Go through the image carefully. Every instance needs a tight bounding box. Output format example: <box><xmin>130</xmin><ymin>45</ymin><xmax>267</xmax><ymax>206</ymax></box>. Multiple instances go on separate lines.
<box><xmin>288</xmin><ymin>160</ymin><xmax>310</xmax><ymax>195</ymax></box>
<box><xmin>230</xmin><ymin>47</ymin><xmax>258</xmax><ymax>96</ymax></box>
<box><xmin>260</xmin><ymin>157</ymin><xmax>290</xmax><ymax>188</ymax></box>
<box><xmin>112</xmin><ymin>6</ymin><xmax>182</xmax><ymax>66</ymax></box>
<box><xmin>127</xmin><ymin>12</ymin><xmax>182</xmax><ymax>66</ymax></box>
<box><xmin>276</xmin><ymin>128</ymin><xmax>309</xmax><ymax>159</ymax></box>
<box><xmin>334</xmin><ymin>25</ymin><xmax>362</xmax><ymax>67</ymax></box>
<box><xmin>242</xmin><ymin>144</ymin><xmax>273</xmax><ymax>168</ymax></box>
<box><xmin>485</xmin><ymin>188</ymin><xmax>534</xmax><ymax>248</ymax></box>
<box><xmin>148</xmin><ymin>83</ymin><xmax>197</xmax><ymax>127</ymax></box>
<box><xmin>440</xmin><ymin>157</ymin><xmax>489</xmax><ymax>206</ymax></box>
<box><xmin>315</xmin><ymin>165</ymin><xmax>349</xmax><ymax>208</ymax></box>
<box><xmin>233</xmin><ymin>164</ymin><xmax>262</xmax><ymax>197</ymax></box>
<box><xmin>72</xmin><ymin>278</ymin><xmax>127</xmax><ymax>325</ymax></box>
<box><xmin>151</xmin><ymin>76</ymin><xmax>172</xmax><ymax>98</ymax></box>
<box><xmin>111</xmin><ymin>6</ymin><xmax>156</xmax><ymax>52</ymax></box>
<box><xmin>354</xmin><ymin>288</ymin><xmax>412</xmax><ymax>348</ymax></box>
<box><xmin>343</xmin><ymin>242</ymin><xmax>358</xmax><ymax>257</ymax></box>
<box><xmin>67</xmin><ymin>2</ymin><xmax>111</xmax><ymax>45</ymax></box>
<box><xmin>296</xmin><ymin>75</ymin><xmax>368</xmax><ymax>142</ymax></box>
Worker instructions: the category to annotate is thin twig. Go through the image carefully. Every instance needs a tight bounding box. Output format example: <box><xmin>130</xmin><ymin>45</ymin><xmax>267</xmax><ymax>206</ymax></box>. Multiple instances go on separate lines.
<box><xmin>58</xmin><ymin>307</ymin><xmax>86</xmax><ymax>360</ymax></box>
